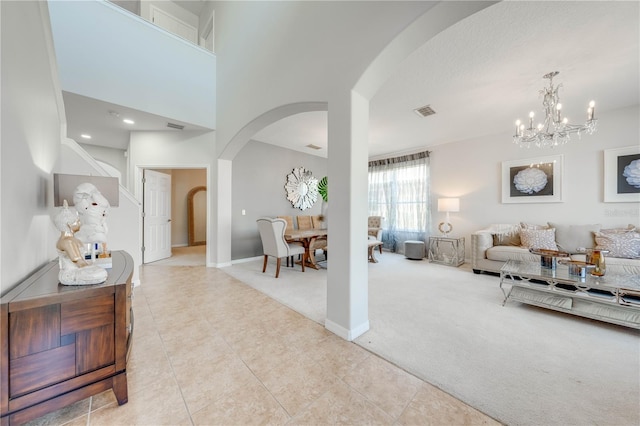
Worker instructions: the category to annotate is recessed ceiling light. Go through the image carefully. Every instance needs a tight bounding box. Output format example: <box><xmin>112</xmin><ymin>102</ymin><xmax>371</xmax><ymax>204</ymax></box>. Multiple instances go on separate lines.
<box><xmin>81</xmin><ymin>134</ymin><xmax>92</xmax><ymax>139</ymax></box>
<box><xmin>123</xmin><ymin>119</ymin><xmax>135</xmax><ymax>124</ymax></box>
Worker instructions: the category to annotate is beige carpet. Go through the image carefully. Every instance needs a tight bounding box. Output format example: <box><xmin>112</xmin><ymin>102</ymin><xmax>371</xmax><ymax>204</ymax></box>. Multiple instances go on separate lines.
<box><xmin>223</xmin><ymin>252</ymin><xmax>640</xmax><ymax>426</ymax></box>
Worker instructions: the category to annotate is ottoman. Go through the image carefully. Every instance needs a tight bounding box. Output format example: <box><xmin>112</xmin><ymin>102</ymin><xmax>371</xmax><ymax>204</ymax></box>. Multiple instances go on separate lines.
<box><xmin>404</xmin><ymin>240</ymin><xmax>425</xmax><ymax>260</ymax></box>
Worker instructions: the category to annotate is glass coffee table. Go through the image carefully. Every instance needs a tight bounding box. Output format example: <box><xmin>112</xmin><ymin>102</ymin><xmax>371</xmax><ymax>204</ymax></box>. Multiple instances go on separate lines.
<box><xmin>500</xmin><ymin>259</ymin><xmax>640</xmax><ymax>329</ymax></box>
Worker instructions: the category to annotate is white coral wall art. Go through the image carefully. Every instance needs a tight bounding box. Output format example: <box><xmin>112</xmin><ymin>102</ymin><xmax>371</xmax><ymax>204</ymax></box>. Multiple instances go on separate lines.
<box><xmin>501</xmin><ymin>155</ymin><xmax>563</xmax><ymax>203</ymax></box>
<box><xmin>604</xmin><ymin>146</ymin><xmax>640</xmax><ymax>202</ymax></box>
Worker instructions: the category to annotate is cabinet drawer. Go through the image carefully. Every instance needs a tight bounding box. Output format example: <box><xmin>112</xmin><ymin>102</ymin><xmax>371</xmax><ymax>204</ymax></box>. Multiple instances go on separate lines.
<box><xmin>61</xmin><ymin>295</ymin><xmax>114</xmax><ymax>335</ymax></box>
<box><xmin>10</xmin><ymin>345</ymin><xmax>75</xmax><ymax>397</ymax></box>
<box><xmin>10</xmin><ymin>305</ymin><xmax>60</xmax><ymax>359</ymax></box>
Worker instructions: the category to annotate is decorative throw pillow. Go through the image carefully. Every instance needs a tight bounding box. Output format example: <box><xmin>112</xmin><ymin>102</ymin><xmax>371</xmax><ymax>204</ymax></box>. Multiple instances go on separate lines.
<box><xmin>599</xmin><ymin>224</ymin><xmax>637</xmax><ymax>234</ymax></box>
<box><xmin>520</xmin><ymin>228</ymin><xmax>558</xmax><ymax>251</ymax></box>
<box><xmin>594</xmin><ymin>231</ymin><xmax>640</xmax><ymax>259</ymax></box>
<box><xmin>548</xmin><ymin>222</ymin><xmax>600</xmax><ymax>254</ymax></box>
<box><xmin>492</xmin><ymin>232</ymin><xmax>521</xmax><ymax>247</ymax></box>
<box><xmin>520</xmin><ymin>222</ymin><xmax>550</xmax><ymax>230</ymax></box>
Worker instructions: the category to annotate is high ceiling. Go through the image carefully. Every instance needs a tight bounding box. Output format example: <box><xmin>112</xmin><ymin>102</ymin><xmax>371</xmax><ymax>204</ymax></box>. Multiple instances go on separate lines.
<box><xmin>66</xmin><ymin>1</ymin><xmax>639</xmax><ymax>159</ymax></box>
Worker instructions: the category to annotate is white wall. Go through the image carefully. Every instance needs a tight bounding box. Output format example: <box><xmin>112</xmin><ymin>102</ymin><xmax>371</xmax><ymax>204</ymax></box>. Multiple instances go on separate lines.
<box><xmin>232</xmin><ymin>140</ymin><xmax>327</xmax><ymax>260</ymax></box>
<box><xmin>48</xmin><ymin>0</ymin><xmax>216</xmax><ymax>130</ymax></box>
<box><xmin>1</xmin><ymin>1</ymin><xmax>63</xmax><ymax>294</ymax></box>
<box><xmin>80</xmin><ymin>144</ymin><xmax>128</xmax><ymax>183</ymax></box>
<box><xmin>214</xmin><ymin>1</ymin><xmax>436</xmax><ymax>154</ymax></box>
<box><xmin>430</xmin><ymin>105</ymin><xmax>640</xmax><ymax>260</ymax></box>
<box><xmin>128</xmin><ymin>131</ymin><xmax>214</xmax><ymax>196</ymax></box>
<box><xmin>128</xmin><ymin>130</ymin><xmax>214</xmax><ymax>259</ymax></box>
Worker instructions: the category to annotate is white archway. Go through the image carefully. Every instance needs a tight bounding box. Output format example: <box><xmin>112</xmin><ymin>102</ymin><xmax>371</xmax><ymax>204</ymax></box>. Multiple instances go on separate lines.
<box><xmin>212</xmin><ymin>2</ymin><xmax>498</xmax><ymax>340</ymax></box>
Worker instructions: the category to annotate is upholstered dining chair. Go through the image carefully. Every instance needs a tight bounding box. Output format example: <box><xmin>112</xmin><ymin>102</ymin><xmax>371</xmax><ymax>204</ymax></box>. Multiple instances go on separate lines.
<box><xmin>368</xmin><ymin>216</ymin><xmax>384</xmax><ymax>254</ymax></box>
<box><xmin>257</xmin><ymin>218</ymin><xmax>306</xmax><ymax>278</ymax></box>
<box><xmin>277</xmin><ymin>215</ymin><xmax>300</xmax><ymax>267</ymax></box>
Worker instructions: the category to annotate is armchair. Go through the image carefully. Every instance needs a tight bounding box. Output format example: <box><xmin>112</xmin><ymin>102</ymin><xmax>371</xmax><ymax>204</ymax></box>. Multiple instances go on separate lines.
<box><xmin>368</xmin><ymin>216</ymin><xmax>384</xmax><ymax>254</ymax></box>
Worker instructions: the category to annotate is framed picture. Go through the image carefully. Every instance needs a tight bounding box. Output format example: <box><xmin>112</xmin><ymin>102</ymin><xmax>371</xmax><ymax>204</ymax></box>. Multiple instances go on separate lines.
<box><xmin>501</xmin><ymin>155</ymin><xmax>563</xmax><ymax>203</ymax></box>
<box><xmin>604</xmin><ymin>146</ymin><xmax>640</xmax><ymax>202</ymax></box>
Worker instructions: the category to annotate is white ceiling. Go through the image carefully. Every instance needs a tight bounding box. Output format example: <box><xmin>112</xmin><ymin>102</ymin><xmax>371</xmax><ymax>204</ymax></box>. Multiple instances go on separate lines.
<box><xmin>66</xmin><ymin>1</ymin><xmax>639</xmax><ymax>158</ymax></box>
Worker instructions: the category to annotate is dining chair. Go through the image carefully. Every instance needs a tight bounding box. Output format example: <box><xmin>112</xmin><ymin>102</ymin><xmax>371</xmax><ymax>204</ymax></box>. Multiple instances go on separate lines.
<box><xmin>298</xmin><ymin>215</ymin><xmax>327</xmax><ymax>260</ymax></box>
<box><xmin>277</xmin><ymin>215</ymin><xmax>300</xmax><ymax>266</ymax></box>
<box><xmin>296</xmin><ymin>215</ymin><xmax>313</xmax><ymax>230</ymax></box>
<box><xmin>257</xmin><ymin>218</ymin><xmax>306</xmax><ymax>278</ymax></box>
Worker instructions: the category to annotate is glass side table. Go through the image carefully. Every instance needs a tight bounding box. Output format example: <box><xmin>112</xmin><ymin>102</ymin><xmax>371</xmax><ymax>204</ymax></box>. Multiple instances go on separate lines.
<box><xmin>428</xmin><ymin>236</ymin><xmax>465</xmax><ymax>267</ymax></box>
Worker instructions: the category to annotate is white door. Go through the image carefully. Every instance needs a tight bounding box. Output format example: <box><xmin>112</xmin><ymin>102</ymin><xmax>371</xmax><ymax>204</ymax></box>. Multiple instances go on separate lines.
<box><xmin>143</xmin><ymin>169</ymin><xmax>172</xmax><ymax>263</ymax></box>
<box><xmin>151</xmin><ymin>6</ymin><xmax>198</xmax><ymax>44</ymax></box>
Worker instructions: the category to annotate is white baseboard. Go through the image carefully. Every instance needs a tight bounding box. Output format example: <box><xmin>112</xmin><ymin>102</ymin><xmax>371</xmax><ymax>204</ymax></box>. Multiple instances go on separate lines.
<box><xmin>231</xmin><ymin>256</ymin><xmax>263</xmax><ymax>265</ymax></box>
<box><xmin>325</xmin><ymin>319</ymin><xmax>370</xmax><ymax>341</ymax></box>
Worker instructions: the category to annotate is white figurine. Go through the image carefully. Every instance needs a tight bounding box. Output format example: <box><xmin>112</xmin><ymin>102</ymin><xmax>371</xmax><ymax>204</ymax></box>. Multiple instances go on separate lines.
<box><xmin>73</xmin><ymin>182</ymin><xmax>110</xmax><ymax>244</ymax></box>
<box><xmin>53</xmin><ymin>200</ymin><xmax>107</xmax><ymax>285</ymax></box>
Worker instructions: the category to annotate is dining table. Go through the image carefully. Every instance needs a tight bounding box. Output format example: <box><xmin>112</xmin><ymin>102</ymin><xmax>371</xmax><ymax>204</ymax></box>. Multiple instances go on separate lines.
<box><xmin>284</xmin><ymin>228</ymin><xmax>328</xmax><ymax>270</ymax></box>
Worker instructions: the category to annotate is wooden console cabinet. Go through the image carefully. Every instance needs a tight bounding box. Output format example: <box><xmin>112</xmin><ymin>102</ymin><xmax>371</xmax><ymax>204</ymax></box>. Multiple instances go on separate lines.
<box><xmin>1</xmin><ymin>251</ymin><xmax>134</xmax><ymax>425</ymax></box>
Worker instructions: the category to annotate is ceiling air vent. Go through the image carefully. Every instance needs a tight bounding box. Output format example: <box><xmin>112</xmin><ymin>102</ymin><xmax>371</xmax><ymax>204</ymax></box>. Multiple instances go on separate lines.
<box><xmin>306</xmin><ymin>144</ymin><xmax>322</xmax><ymax>150</ymax></box>
<box><xmin>167</xmin><ymin>122</ymin><xmax>185</xmax><ymax>130</ymax></box>
<box><xmin>413</xmin><ymin>105</ymin><xmax>436</xmax><ymax>118</ymax></box>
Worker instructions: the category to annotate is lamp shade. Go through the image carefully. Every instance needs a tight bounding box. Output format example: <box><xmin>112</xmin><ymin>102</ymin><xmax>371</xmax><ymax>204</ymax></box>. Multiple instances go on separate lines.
<box><xmin>437</xmin><ymin>198</ymin><xmax>460</xmax><ymax>213</ymax></box>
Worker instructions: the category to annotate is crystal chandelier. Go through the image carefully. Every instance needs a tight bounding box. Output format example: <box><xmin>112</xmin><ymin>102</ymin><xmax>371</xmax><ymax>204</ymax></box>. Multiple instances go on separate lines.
<box><xmin>513</xmin><ymin>71</ymin><xmax>597</xmax><ymax>148</ymax></box>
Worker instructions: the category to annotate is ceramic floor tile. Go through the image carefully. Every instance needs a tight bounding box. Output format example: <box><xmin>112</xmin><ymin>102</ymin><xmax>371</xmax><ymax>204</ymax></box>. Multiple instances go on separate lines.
<box><xmin>289</xmin><ymin>380</ymin><xmax>394</xmax><ymax>425</ymax></box>
<box><xmin>398</xmin><ymin>382</ymin><xmax>501</xmax><ymax>426</ymax></box>
<box><xmin>191</xmin><ymin>379</ymin><xmax>290</xmax><ymax>425</ymax></box>
<box><xmin>60</xmin><ymin>415</ymin><xmax>89</xmax><ymax>426</ymax></box>
<box><xmin>172</xmin><ymin>352</ymin><xmax>257</xmax><ymax>414</ymax></box>
<box><xmin>22</xmin><ymin>261</ymin><xmax>500</xmax><ymax>426</ymax></box>
<box><xmin>21</xmin><ymin>398</ymin><xmax>90</xmax><ymax>426</ymax></box>
<box><xmin>88</xmin><ymin>376</ymin><xmax>190</xmax><ymax>425</ymax></box>
<box><xmin>342</xmin><ymin>353</ymin><xmax>423</xmax><ymax>419</ymax></box>
<box><xmin>258</xmin><ymin>355</ymin><xmax>340</xmax><ymax>417</ymax></box>
<box><xmin>306</xmin><ymin>333</ymin><xmax>372</xmax><ymax>379</ymax></box>
<box><xmin>90</xmin><ymin>390</ymin><xmax>118</xmax><ymax>412</ymax></box>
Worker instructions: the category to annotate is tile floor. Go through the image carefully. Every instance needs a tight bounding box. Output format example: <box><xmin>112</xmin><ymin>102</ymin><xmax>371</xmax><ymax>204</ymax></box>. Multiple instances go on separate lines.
<box><xmin>24</xmin><ymin>264</ymin><xmax>500</xmax><ymax>425</ymax></box>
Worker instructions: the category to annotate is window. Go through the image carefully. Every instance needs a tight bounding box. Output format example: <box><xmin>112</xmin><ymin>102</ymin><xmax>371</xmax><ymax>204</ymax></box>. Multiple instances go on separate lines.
<box><xmin>368</xmin><ymin>152</ymin><xmax>431</xmax><ymax>252</ymax></box>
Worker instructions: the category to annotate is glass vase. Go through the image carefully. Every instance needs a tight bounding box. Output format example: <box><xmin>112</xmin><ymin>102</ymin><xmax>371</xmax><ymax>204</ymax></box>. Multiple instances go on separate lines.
<box><xmin>586</xmin><ymin>249</ymin><xmax>608</xmax><ymax>277</ymax></box>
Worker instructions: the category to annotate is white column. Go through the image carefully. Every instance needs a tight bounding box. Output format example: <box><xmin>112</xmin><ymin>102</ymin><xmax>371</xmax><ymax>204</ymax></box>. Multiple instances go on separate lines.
<box><xmin>325</xmin><ymin>90</ymin><xmax>370</xmax><ymax>341</ymax></box>
<box><xmin>209</xmin><ymin>158</ymin><xmax>232</xmax><ymax>267</ymax></box>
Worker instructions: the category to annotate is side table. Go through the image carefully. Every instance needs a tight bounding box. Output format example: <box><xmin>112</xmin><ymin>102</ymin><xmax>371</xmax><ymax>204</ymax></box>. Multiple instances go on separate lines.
<box><xmin>428</xmin><ymin>236</ymin><xmax>465</xmax><ymax>267</ymax></box>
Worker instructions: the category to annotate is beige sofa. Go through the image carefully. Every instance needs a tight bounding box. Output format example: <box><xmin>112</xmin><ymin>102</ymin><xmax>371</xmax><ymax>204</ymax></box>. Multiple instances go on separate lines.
<box><xmin>472</xmin><ymin>223</ymin><xmax>640</xmax><ymax>276</ymax></box>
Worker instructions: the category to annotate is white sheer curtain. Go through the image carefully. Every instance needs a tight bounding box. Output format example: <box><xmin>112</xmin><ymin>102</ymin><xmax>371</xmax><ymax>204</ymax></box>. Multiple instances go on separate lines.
<box><xmin>368</xmin><ymin>151</ymin><xmax>431</xmax><ymax>253</ymax></box>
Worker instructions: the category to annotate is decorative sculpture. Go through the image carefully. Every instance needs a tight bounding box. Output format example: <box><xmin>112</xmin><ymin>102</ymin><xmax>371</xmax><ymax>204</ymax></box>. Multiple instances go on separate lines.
<box><xmin>73</xmin><ymin>182</ymin><xmax>110</xmax><ymax>244</ymax></box>
<box><xmin>53</xmin><ymin>200</ymin><xmax>107</xmax><ymax>285</ymax></box>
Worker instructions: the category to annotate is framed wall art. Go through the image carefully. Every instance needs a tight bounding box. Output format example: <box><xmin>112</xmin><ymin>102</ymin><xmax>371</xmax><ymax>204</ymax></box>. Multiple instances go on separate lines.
<box><xmin>501</xmin><ymin>155</ymin><xmax>563</xmax><ymax>203</ymax></box>
<box><xmin>604</xmin><ymin>146</ymin><xmax>640</xmax><ymax>202</ymax></box>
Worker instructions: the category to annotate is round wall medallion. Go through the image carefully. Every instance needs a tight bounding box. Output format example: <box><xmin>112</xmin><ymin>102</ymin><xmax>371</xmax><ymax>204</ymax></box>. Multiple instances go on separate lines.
<box><xmin>285</xmin><ymin>167</ymin><xmax>319</xmax><ymax>210</ymax></box>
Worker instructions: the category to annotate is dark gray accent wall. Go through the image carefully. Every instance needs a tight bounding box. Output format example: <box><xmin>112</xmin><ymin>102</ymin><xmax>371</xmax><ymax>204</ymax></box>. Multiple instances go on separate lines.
<box><xmin>232</xmin><ymin>140</ymin><xmax>327</xmax><ymax>260</ymax></box>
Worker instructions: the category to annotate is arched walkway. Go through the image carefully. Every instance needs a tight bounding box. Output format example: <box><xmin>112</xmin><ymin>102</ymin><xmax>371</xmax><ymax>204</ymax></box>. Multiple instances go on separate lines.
<box><xmin>212</xmin><ymin>2</ymin><xmax>497</xmax><ymax>340</ymax></box>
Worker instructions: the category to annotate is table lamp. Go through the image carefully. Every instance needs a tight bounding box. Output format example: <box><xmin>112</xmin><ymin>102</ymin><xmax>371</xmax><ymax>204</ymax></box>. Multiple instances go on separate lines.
<box><xmin>437</xmin><ymin>198</ymin><xmax>459</xmax><ymax>235</ymax></box>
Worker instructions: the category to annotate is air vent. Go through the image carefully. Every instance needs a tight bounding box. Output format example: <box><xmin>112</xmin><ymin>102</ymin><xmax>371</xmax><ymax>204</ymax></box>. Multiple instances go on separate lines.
<box><xmin>306</xmin><ymin>144</ymin><xmax>322</xmax><ymax>150</ymax></box>
<box><xmin>167</xmin><ymin>122</ymin><xmax>185</xmax><ymax>130</ymax></box>
<box><xmin>413</xmin><ymin>105</ymin><xmax>436</xmax><ymax>118</ymax></box>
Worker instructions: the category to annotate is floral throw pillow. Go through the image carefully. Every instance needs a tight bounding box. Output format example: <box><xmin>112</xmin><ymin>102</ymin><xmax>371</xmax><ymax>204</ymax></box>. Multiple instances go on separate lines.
<box><xmin>520</xmin><ymin>228</ymin><xmax>558</xmax><ymax>251</ymax></box>
<box><xmin>594</xmin><ymin>230</ymin><xmax>640</xmax><ymax>259</ymax></box>
<box><xmin>520</xmin><ymin>222</ymin><xmax>550</xmax><ymax>230</ymax></box>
